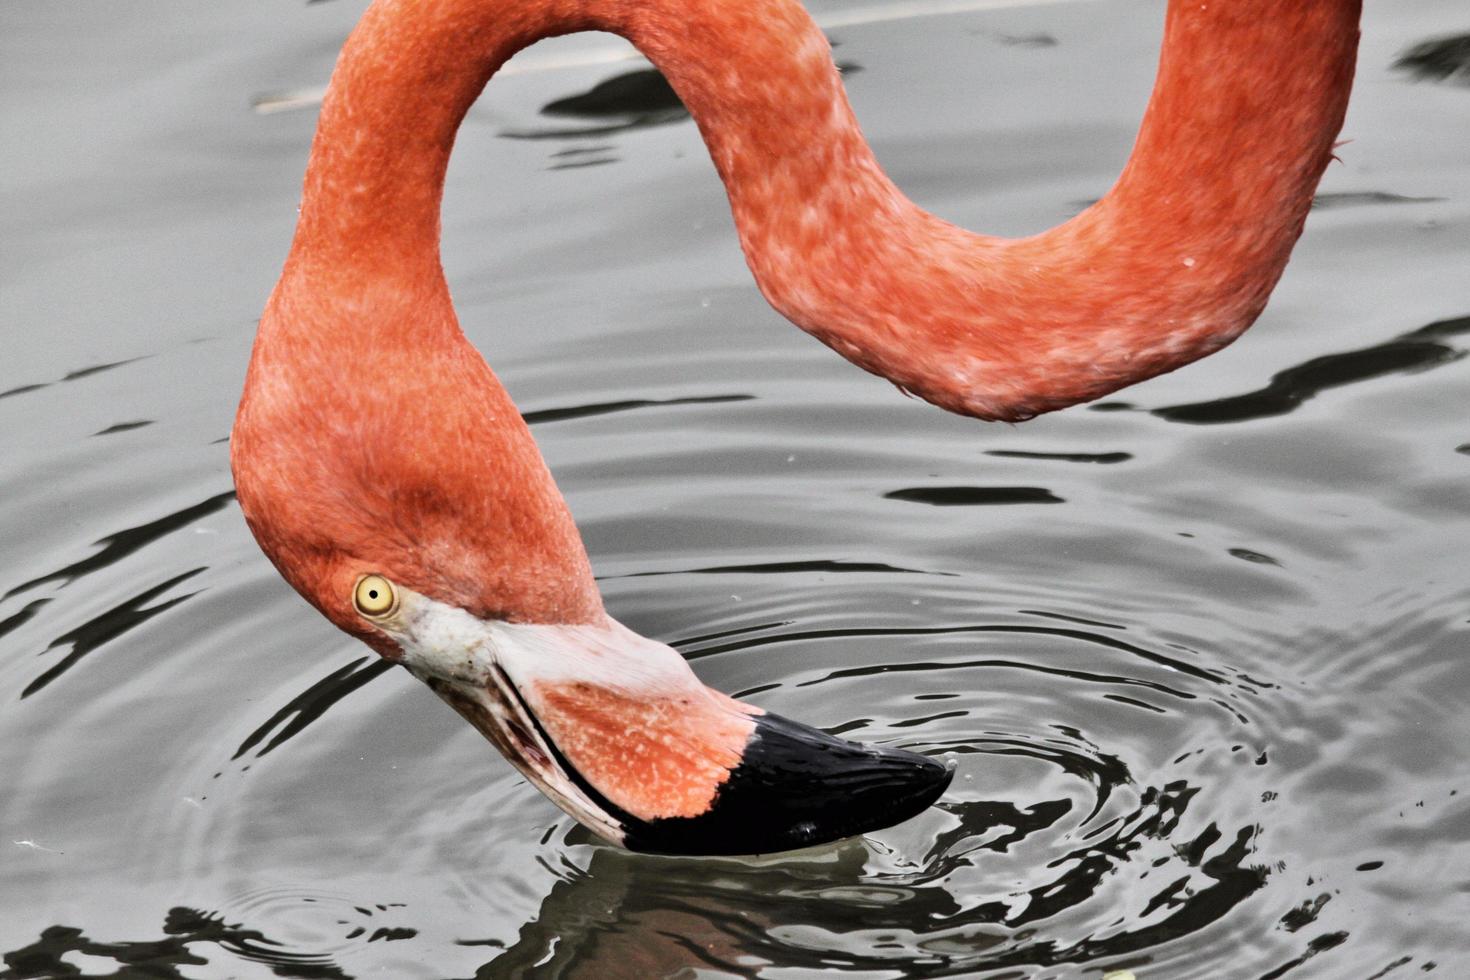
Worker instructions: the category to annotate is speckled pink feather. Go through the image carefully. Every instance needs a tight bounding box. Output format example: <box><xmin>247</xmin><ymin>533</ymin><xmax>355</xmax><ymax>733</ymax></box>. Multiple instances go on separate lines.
<box><xmin>233</xmin><ymin>0</ymin><xmax>1359</xmax><ymax>633</ymax></box>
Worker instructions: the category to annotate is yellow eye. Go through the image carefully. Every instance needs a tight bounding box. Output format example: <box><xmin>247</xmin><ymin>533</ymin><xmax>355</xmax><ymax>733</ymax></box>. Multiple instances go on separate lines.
<box><xmin>353</xmin><ymin>574</ymin><xmax>398</xmax><ymax>618</ymax></box>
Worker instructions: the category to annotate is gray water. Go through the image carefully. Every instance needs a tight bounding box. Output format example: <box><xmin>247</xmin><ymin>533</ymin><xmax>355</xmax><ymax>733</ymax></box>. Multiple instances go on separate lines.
<box><xmin>3</xmin><ymin>1</ymin><xmax>1469</xmax><ymax>976</ymax></box>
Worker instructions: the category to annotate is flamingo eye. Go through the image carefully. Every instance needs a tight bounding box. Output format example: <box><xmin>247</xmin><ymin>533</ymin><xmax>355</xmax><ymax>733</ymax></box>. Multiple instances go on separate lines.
<box><xmin>353</xmin><ymin>574</ymin><xmax>398</xmax><ymax>618</ymax></box>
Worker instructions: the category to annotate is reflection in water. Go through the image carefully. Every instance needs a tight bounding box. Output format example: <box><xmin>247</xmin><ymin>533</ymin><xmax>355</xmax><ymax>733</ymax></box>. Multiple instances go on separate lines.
<box><xmin>4</xmin><ymin>491</ymin><xmax>235</xmax><ymax>598</ymax></box>
<box><xmin>1151</xmin><ymin>314</ymin><xmax>1469</xmax><ymax>424</ymax></box>
<box><xmin>542</xmin><ymin>68</ymin><xmax>686</xmax><ymax>120</ymax></box>
<box><xmin>884</xmin><ymin>486</ymin><xmax>1064</xmax><ymax>505</ymax></box>
<box><xmin>1392</xmin><ymin>32</ymin><xmax>1470</xmax><ymax>86</ymax></box>
<box><xmin>522</xmin><ymin>393</ymin><xmax>753</xmax><ymax>425</ymax></box>
<box><xmin>500</xmin><ymin>67</ymin><xmax>690</xmax><ymax>140</ymax></box>
<box><xmin>984</xmin><ymin>449</ymin><xmax>1132</xmax><ymax>464</ymax></box>
<box><xmin>0</xmin><ymin>357</ymin><xmax>148</xmax><ymax>401</ymax></box>
<box><xmin>233</xmin><ymin>657</ymin><xmax>397</xmax><ymax>760</ymax></box>
<box><xmin>685</xmin><ymin>620</ymin><xmax>1231</xmax><ymax>691</ymax></box>
<box><xmin>989</xmin><ymin>31</ymin><xmax>1058</xmax><ymax>49</ymax></box>
<box><xmin>0</xmin><ymin>909</ymin><xmax>354</xmax><ymax>980</ymax></box>
<box><xmin>613</xmin><ymin>558</ymin><xmax>946</xmax><ymax>580</ymax></box>
<box><xmin>1228</xmin><ymin>547</ymin><xmax>1282</xmax><ymax>567</ymax></box>
<box><xmin>0</xmin><ymin>783</ymin><xmax>1266</xmax><ymax>978</ymax></box>
<box><xmin>508</xmin><ymin>62</ymin><xmax>861</xmax><ymax>140</ymax></box>
<box><xmin>21</xmin><ymin>567</ymin><xmax>207</xmax><ymax>698</ymax></box>
<box><xmin>92</xmin><ymin>419</ymin><xmax>155</xmax><ymax>436</ymax></box>
<box><xmin>546</xmin><ymin>148</ymin><xmax>620</xmax><ymax>171</ymax></box>
<box><xmin>3</xmin><ymin>323</ymin><xmax>1461</xmax><ymax>974</ymax></box>
<box><xmin>1310</xmin><ymin>190</ymin><xmax>1445</xmax><ymax>209</ymax></box>
<box><xmin>5</xmin><ymin>0</ymin><xmax>1469</xmax><ymax>976</ymax></box>
<box><xmin>0</xmin><ymin>599</ymin><xmax>51</xmax><ymax>642</ymax></box>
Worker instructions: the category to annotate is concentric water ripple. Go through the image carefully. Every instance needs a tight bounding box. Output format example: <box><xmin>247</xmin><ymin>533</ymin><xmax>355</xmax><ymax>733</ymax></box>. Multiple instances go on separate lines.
<box><xmin>4</xmin><ymin>0</ymin><xmax>1469</xmax><ymax>976</ymax></box>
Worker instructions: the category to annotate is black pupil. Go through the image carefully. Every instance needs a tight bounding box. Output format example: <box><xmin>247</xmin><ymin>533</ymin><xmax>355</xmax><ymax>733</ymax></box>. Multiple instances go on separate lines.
<box><xmin>368</xmin><ymin>590</ymin><xmax>379</xmax><ymax>599</ymax></box>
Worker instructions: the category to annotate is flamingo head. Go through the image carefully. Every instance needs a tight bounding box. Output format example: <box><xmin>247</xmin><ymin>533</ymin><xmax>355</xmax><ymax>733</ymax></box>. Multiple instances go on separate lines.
<box><xmin>230</xmin><ymin>289</ymin><xmax>952</xmax><ymax>854</ymax></box>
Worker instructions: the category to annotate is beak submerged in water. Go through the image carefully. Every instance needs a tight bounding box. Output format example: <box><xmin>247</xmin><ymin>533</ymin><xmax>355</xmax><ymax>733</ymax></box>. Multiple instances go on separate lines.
<box><xmin>618</xmin><ymin>709</ymin><xmax>955</xmax><ymax>856</ymax></box>
<box><xmin>374</xmin><ymin>587</ymin><xmax>953</xmax><ymax>855</ymax></box>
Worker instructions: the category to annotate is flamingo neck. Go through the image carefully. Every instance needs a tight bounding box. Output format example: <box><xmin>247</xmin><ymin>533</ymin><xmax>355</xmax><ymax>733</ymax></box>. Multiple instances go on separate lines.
<box><xmin>289</xmin><ymin>0</ymin><xmax>1357</xmax><ymax>421</ymax></box>
<box><xmin>243</xmin><ymin>0</ymin><xmax>1357</xmax><ymax>625</ymax></box>
<box><xmin>288</xmin><ymin>0</ymin><xmax>894</xmax><ymax>279</ymax></box>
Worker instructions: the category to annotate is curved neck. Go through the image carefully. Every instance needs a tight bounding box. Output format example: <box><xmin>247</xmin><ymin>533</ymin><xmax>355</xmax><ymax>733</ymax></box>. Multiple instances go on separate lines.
<box><xmin>252</xmin><ymin>0</ymin><xmax>1359</xmax><ymax>625</ymax></box>
<box><xmin>292</xmin><ymin>0</ymin><xmax>1357</xmax><ymax>418</ymax></box>
<box><xmin>290</xmin><ymin>0</ymin><xmax>891</xmax><ymax>276</ymax></box>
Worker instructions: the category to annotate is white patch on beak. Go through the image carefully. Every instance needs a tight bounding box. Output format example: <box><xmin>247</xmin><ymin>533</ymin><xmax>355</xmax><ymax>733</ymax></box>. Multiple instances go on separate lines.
<box><xmin>359</xmin><ymin>588</ymin><xmax>951</xmax><ymax>856</ymax></box>
<box><xmin>368</xmin><ymin>586</ymin><xmax>632</xmax><ymax>845</ymax></box>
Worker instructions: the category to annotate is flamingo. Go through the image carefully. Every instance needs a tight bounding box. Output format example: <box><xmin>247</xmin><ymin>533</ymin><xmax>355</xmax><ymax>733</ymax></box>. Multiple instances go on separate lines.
<box><xmin>231</xmin><ymin>0</ymin><xmax>1359</xmax><ymax>854</ymax></box>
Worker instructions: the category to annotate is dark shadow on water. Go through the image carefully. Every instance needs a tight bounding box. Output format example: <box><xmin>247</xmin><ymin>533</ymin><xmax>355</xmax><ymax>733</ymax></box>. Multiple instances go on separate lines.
<box><xmin>1310</xmin><ymin>191</ymin><xmax>1445</xmax><ymax>209</ymax></box>
<box><xmin>0</xmin><ymin>383</ymin><xmax>49</xmax><ymax>401</ymax></box>
<box><xmin>1257</xmin><ymin>931</ymin><xmax>1351</xmax><ymax>980</ymax></box>
<box><xmin>4</xmin><ymin>491</ymin><xmax>235</xmax><ymax>599</ymax></box>
<box><xmin>233</xmin><ymin>657</ymin><xmax>397</xmax><ymax>760</ymax></box>
<box><xmin>610</xmin><ymin>558</ymin><xmax>950</xmax><ymax>580</ymax></box>
<box><xmin>0</xmin><ymin>356</ymin><xmax>148</xmax><ymax>401</ymax></box>
<box><xmin>1392</xmin><ymin>32</ymin><xmax>1470</xmax><ymax>86</ymax></box>
<box><xmin>925</xmin><ymin>796</ymin><xmax>1074</xmax><ymax>858</ymax></box>
<box><xmin>505</xmin><ymin>62</ymin><xmax>861</xmax><ymax>140</ymax></box>
<box><xmin>21</xmin><ymin>568</ymin><xmax>207</xmax><ymax>698</ymax></box>
<box><xmin>689</xmin><ymin>620</ymin><xmax>1228</xmax><ymax>685</ymax></box>
<box><xmin>1280</xmin><ymin>893</ymin><xmax>1333</xmax><ymax>934</ymax></box>
<box><xmin>549</xmin><ymin>144</ymin><xmax>614</xmax><ymax>159</ymax></box>
<box><xmin>934</xmin><ymin>737</ymin><xmax>1127</xmax><ymax>824</ymax></box>
<box><xmin>1020</xmin><ymin>609</ymin><xmax>1128</xmax><ymax>631</ymax></box>
<box><xmin>93</xmin><ymin>419</ymin><xmax>155</xmax><ymax>436</ymax></box>
<box><xmin>542</xmin><ymin>68</ymin><xmax>686</xmax><ymax>120</ymax></box>
<box><xmin>0</xmin><ymin>781</ymin><xmax>1338</xmax><ymax>978</ymax></box>
<box><xmin>547</xmin><ymin>155</ymin><xmax>619</xmax><ymax>171</ymax></box>
<box><xmin>502</xmin><ymin>118</ymin><xmax>680</xmax><ymax>141</ymax></box>
<box><xmin>0</xmin><ymin>599</ymin><xmax>51</xmax><ymax>642</ymax></box>
<box><xmin>794</xmin><ymin>651</ymin><xmax>1198</xmax><ymax>702</ymax></box>
<box><xmin>988</xmin><ymin>31</ymin><xmax>1058</xmax><ymax>48</ymax></box>
<box><xmin>467</xmin><ymin>780</ymin><xmax>1268</xmax><ymax>977</ymax></box>
<box><xmin>985</xmin><ymin>450</ymin><xmax>1131</xmax><ymax>464</ymax></box>
<box><xmin>1151</xmin><ymin>313</ymin><xmax>1470</xmax><ymax>424</ymax></box>
<box><xmin>0</xmin><ymin>786</ymin><xmax>1364</xmax><ymax>979</ymax></box>
<box><xmin>63</xmin><ymin>358</ymin><xmax>147</xmax><ymax>381</ymax></box>
<box><xmin>521</xmin><ymin>393</ymin><xmax>753</xmax><ymax>425</ymax></box>
<box><xmin>671</xmin><ymin>619</ymin><xmax>793</xmax><ymax>652</ymax></box>
<box><xmin>0</xmin><ymin>908</ymin><xmax>351</xmax><ymax>980</ymax></box>
<box><xmin>1228</xmin><ymin>547</ymin><xmax>1282</xmax><ymax>567</ymax></box>
<box><xmin>884</xmin><ymin>486</ymin><xmax>1064</xmax><ymax>506</ymax></box>
<box><xmin>502</xmin><ymin>68</ymin><xmax>689</xmax><ymax>140</ymax></box>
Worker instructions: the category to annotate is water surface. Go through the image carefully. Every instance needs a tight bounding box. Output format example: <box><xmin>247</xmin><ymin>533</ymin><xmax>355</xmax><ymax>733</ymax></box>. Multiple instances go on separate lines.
<box><xmin>3</xmin><ymin>0</ymin><xmax>1469</xmax><ymax>976</ymax></box>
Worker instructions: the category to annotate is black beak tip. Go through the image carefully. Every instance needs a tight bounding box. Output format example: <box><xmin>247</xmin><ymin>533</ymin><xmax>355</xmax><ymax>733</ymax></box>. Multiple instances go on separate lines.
<box><xmin>774</xmin><ymin>744</ymin><xmax>954</xmax><ymax>850</ymax></box>
<box><xmin>622</xmin><ymin>712</ymin><xmax>955</xmax><ymax>856</ymax></box>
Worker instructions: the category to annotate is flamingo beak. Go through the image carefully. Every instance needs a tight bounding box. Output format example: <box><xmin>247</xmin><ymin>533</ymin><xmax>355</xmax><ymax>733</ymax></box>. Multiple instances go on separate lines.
<box><xmin>374</xmin><ymin>588</ymin><xmax>953</xmax><ymax>855</ymax></box>
<box><xmin>612</xmin><ymin>710</ymin><xmax>955</xmax><ymax>856</ymax></box>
